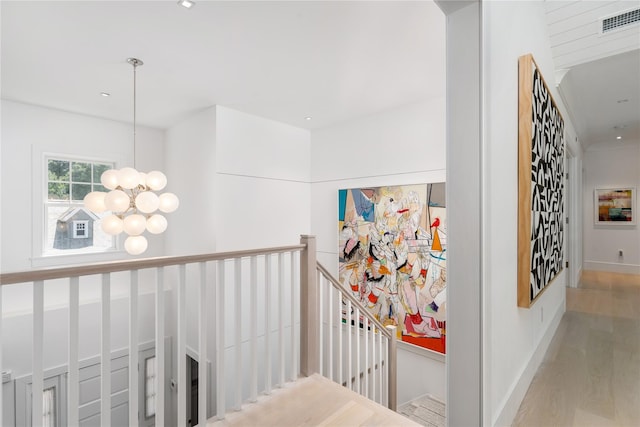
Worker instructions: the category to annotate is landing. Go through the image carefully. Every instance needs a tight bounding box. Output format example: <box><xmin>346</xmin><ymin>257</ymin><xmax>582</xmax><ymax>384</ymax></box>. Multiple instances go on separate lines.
<box><xmin>208</xmin><ymin>374</ymin><xmax>420</xmax><ymax>426</ymax></box>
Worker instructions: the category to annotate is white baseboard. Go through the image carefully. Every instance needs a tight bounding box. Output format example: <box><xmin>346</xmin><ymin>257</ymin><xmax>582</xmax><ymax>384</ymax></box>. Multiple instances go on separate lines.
<box><xmin>583</xmin><ymin>261</ymin><xmax>640</xmax><ymax>275</ymax></box>
<box><xmin>492</xmin><ymin>301</ymin><xmax>565</xmax><ymax>427</ymax></box>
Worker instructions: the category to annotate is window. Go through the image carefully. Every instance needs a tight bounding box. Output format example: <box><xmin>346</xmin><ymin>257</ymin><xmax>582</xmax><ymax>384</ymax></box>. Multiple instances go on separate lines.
<box><xmin>73</xmin><ymin>221</ymin><xmax>88</xmax><ymax>238</ymax></box>
<box><xmin>44</xmin><ymin>157</ymin><xmax>116</xmax><ymax>255</ymax></box>
<box><xmin>42</xmin><ymin>387</ymin><xmax>56</xmax><ymax>427</ymax></box>
<box><xmin>145</xmin><ymin>356</ymin><xmax>157</xmax><ymax>418</ymax></box>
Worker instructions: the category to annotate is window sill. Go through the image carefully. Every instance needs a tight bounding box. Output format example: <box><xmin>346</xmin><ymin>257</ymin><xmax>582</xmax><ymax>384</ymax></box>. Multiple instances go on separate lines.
<box><xmin>31</xmin><ymin>249</ymin><xmax>128</xmax><ymax>269</ymax></box>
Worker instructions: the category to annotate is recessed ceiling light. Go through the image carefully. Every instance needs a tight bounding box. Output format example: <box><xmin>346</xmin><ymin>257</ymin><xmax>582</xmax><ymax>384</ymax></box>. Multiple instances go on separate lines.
<box><xmin>178</xmin><ymin>0</ymin><xmax>195</xmax><ymax>8</ymax></box>
<box><xmin>617</xmin><ymin>99</ymin><xmax>629</xmax><ymax>103</ymax></box>
<box><xmin>616</xmin><ymin>136</ymin><xmax>622</xmax><ymax>140</ymax></box>
<box><xmin>100</xmin><ymin>92</ymin><xmax>110</xmax><ymax>97</ymax></box>
<box><xmin>305</xmin><ymin>117</ymin><xmax>312</xmax><ymax>121</ymax></box>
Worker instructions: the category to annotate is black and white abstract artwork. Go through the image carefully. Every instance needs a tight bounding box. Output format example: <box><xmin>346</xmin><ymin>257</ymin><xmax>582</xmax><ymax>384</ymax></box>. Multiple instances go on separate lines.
<box><xmin>527</xmin><ymin>58</ymin><xmax>565</xmax><ymax>303</ymax></box>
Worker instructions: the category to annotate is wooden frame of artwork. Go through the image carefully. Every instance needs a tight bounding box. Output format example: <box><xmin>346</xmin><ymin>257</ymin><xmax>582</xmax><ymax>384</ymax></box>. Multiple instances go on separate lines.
<box><xmin>594</xmin><ymin>187</ymin><xmax>636</xmax><ymax>225</ymax></box>
<box><xmin>517</xmin><ymin>54</ymin><xmax>565</xmax><ymax>308</ymax></box>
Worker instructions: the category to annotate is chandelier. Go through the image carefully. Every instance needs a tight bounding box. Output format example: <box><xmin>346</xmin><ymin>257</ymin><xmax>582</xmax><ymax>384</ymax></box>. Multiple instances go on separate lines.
<box><xmin>83</xmin><ymin>58</ymin><xmax>179</xmax><ymax>255</ymax></box>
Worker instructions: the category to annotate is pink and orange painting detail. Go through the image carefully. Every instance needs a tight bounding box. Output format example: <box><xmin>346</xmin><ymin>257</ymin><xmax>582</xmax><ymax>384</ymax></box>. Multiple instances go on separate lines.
<box><xmin>338</xmin><ymin>183</ymin><xmax>447</xmax><ymax>354</ymax></box>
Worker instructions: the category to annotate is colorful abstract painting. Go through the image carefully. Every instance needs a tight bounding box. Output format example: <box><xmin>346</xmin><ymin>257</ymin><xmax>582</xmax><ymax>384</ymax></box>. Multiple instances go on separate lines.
<box><xmin>595</xmin><ymin>188</ymin><xmax>636</xmax><ymax>225</ymax></box>
<box><xmin>338</xmin><ymin>183</ymin><xmax>446</xmax><ymax>354</ymax></box>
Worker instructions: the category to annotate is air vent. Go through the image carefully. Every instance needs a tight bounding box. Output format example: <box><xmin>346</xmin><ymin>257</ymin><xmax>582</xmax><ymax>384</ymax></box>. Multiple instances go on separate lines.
<box><xmin>601</xmin><ymin>8</ymin><xmax>640</xmax><ymax>34</ymax></box>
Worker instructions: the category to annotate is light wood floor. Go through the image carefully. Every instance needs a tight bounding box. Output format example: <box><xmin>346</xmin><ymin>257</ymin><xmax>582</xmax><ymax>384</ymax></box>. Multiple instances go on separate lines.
<box><xmin>208</xmin><ymin>374</ymin><xmax>420</xmax><ymax>427</ymax></box>
<box><xmin>512</xmin><ymin>270</ymin><xmax>640</xmax><ymax>427</ymax></box>
<box><xmin>398</xmin><ymin>394</ymin><xmax>446</xmax><ymax>427</ymax></box>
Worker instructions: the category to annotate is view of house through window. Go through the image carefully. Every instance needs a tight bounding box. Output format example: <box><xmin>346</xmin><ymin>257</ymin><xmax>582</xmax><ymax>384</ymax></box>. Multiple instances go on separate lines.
<box><xmin>45</xmin><ymin>157</ymin><xmax>116</xmax><ymax>255</ymax></box>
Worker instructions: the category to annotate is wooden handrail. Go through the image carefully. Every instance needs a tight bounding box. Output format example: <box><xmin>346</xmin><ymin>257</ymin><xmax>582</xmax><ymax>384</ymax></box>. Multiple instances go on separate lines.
<box><xmin>0</xmin><ymin>244</ymin><xmax>306</xmax><ymax>285</ymax></box>
<box><xmin>315</xmin><ymin>261</ymin><xmax>392</xmax><ymax>340</ymax></box>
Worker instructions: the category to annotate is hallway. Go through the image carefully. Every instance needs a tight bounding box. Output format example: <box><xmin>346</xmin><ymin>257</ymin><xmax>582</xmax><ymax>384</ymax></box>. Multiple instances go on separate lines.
<box><xmin>513</xmin><ymin>271</ymin><xmax>640</xmax><ymax>426</ymax></box>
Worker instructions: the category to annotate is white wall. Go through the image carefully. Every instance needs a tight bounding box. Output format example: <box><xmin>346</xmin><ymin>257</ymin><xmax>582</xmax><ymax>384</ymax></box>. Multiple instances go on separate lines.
<box><xmin>310</xmin><ymin>98</ymin><xmax>447</xmax><ymax>403</ymax></box>
<box><xmin>444</xmin><ymin>3</ymin><xmax>482</xmax><ymax>425</ymax></box>
<box><xmin>583</xmin><ymin>141</ymin><xmax>640</xmax><ymax>274</ymax></box>
<box><xmin>0</xmin><ymin>100</ymin><xmax>166</xmax><ymax>272</ymax></box>
<box><xmin>483</xmin><ymin>2</ymin><xmax>574</xmax><ymax>425</ymax></box>
<box><xmin>215</xmin><ymin>106</ymin><xmax>311</xmax><ymax>251</ymax></box>
<box><xmin>164</xmin><ymin>105</ymin><xmax>311</xmax><ymax>254</ymax></box>
<box><xmin>559</xmin><ymin>75</ymin><xmax>585</xmax><ymax>288</ymax></box>
<box><xmin>164</xmin><ymin>105</ymin><xmax>311</xmax><ymax>420</ymax></box>
<box><xmin>164</xmin><ymin>107</ymin><xmax>218</xmax><ymax>255</ymax></box>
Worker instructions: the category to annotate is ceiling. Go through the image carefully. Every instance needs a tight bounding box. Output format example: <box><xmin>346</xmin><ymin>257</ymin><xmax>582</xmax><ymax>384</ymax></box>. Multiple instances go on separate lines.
<box><xmin>2</xmin><ymin>1</ymin><xmax>638</xmax><ymax>148</ymax></box>
<box><xmin>545</xmin><ymin>0</ymin><xmax>640</xmax><ymax>149</ymax></box>
<box><xmin>0</xmin><ymin>1</ymin><xmax>445</xmax><ymax>131</ymax></box>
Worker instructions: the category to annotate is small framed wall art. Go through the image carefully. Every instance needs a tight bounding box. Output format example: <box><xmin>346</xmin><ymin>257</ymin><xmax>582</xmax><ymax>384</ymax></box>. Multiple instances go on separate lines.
<box><xmin>594</xmin><ymin>187</ymin><xmax>636</xmax><ymax>225</ymax></box>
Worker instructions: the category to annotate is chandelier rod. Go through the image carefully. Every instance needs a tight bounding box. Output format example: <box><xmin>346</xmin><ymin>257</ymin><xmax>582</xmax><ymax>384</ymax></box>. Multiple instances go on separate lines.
<box><xmin>127</xmin><ymin>58</ymin><xmax>143</xmax><ymax>169</ymax></box>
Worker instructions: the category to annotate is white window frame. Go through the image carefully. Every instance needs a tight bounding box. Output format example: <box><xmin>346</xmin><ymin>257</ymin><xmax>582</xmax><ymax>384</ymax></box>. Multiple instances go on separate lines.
<box><xmin>41</xmin><ymin>154</ymin><xmax>117</xmax><ymax>258</ymax></box>
<box><xmin>15</xmin><ymin>373</ymin><xmax>66</xmax><ymax>427</ymax></box>
<box><xmin>144</xmin><ymin>355</ymin><xmax>157</xmax><ymax>419</ymax></box>
<box><xmin>42</xmin><ymin>386</ymin><xmax>57</xmax><ymax>427</ymax></box>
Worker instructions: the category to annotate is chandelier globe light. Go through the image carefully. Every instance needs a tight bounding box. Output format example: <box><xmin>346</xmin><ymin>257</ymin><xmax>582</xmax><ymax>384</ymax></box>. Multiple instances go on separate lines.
<box><xmin>83</xmin><ymin>58</ymin><xmax>179</xmax><ymax>255</ymax></box>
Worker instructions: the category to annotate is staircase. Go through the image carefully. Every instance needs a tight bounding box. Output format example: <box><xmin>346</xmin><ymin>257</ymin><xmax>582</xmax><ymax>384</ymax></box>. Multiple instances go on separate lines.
<box><xmin>0</xmin><ymin>236</ymin><xmax>418</xmax><ymax>426</ymax></box>
<box><xmin>209</xmin><ymin>374</ymin><xmax>418</xmax><ymax>426</ymax></box>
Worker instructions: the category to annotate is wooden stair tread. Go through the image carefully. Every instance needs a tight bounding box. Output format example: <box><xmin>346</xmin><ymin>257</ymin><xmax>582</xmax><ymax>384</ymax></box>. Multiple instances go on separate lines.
<box><xmin>208</xmin><ymin>374</ymin><xmax>420</xmax><ymax>426</ymax></box>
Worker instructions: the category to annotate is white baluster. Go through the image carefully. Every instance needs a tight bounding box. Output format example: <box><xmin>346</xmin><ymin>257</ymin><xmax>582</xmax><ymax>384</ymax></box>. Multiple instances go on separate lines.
<box><xmin>69</xmin><ymin>277</ymin><xmax>80</xmax><ymax>426</ymax></box>
<box><xmin>198</xmin><ymin>262</ymin><xmax>208</xmax><ymax>426</ymax></box>
<box><xmin>249</xmin><ymin>256</ymin><xmax>258</xmax><ymax>402</ymax></box>
<box><xmin>290</xmin><ymin>252</ymin><xmax>297</xmax><ymax>381</ymax></box>
<box><xmin>129</xmin><ymin>271</ymin><xmax>139</xmax><ymax>427</ymax></box>
<box><xmin>318</xmin><ymin>272</ymin><xmax>323</xmax><ymax>376</ymax></box>
<box><xmin>328</xmin><ymin>279</ymin><xmax>333</xmax><ymax>382</ymax></box>
<box><xmin>346</xmin><ymin>299</ymin><xmax>352</xmax><ymax>391</ymax></box>
<box><xmin>177</xmin><ymin>265</ymin><xmax>187</xmax><ymax>427</ymax></box>
<box><xmin>379</xmin><ymin>334</ymin><xmax>384</xmax><ymax>405</ymax></box>
<box><xmin>264</xmin><ymin>254</ymin><xmax>272</xmax><ymax>394</ymax></box>
<box><xmin>278</xmin><ymin>253</ymin><xmax>285</xmax><ymax>386</ymax></box>
<box><xmin>216</xmin><ymin>261</ymin><xmax>225</xmax><ymax>420</ymax></box>
<box><xmin>372</xmin><ymin>324</ymin><xmax>377</xmax><ymax>403</ymax></box>
<box><xmin>0</xmin><ymin>285</ymin><xmax>3</xmax><ymax>425</ymax></box>
<box><xmin>338</xmin><ymin>290</ymin><xmax>343</xmax><ymax>388</ymax></box>
<box><xmin>384</xmin><ymin>336</ymin><xmax>389</xmax><ymax>407</ymax></box>
<box><xmin>32</xmin><ymin>280</ymin><xmax>44</xmax><ymax>427</ymax></box>
<box><xmin>386</xmin><ymin>325</ymin><xmax>397</xmax><ymax>410</ymax></box>
<box><xmin>101</xmin><ymin>274</ymin><xmax>111</xmax><ymax>427</ymax></box>
<box><xmin>155</xmin><ymin>267</ymin><xmax>165</xmax><ymax>426</ymax></box>
<box><xmin>355</xmin><ymin>307</ymin><xmax>360</xmax><ymax>394</ymax></box>
<box><xmin>234</xmin><ymin>258</ymin><xmax>242</xmax><ymax>409</ymax></box>
<box><xmin>364</xmin><ymin>317</ymin><xmax>369</xmax><ymax>399</ymax></box>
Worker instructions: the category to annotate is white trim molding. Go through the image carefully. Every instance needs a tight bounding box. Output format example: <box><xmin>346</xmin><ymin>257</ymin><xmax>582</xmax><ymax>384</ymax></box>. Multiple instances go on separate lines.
<box><xmin>583</xmin><ymin>260</ymin><xmax>640</xmax><ymax>275</ymax></box>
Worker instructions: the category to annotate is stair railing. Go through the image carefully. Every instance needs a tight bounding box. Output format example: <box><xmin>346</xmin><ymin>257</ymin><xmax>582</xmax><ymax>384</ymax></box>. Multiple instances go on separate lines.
<box><xmin>315</xmin><ymin>262</ymin><xmax>397</xmax><ymax>410</ymax></box>
<box><xmin>0</xmin><ymin>243</ymin><xmax>304</xmax><ymax>426</ymax></box>
<box><xmin>298</xmin><ymin>236</ymin><xmax>398</xmax><ymax>410</ymax></box>
<box><xmin>0</xmin><ymin>235</ymin><xmax>397</xmax><ymax>427</ymax></box>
